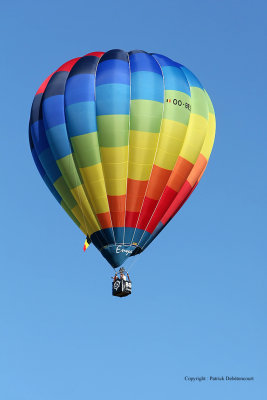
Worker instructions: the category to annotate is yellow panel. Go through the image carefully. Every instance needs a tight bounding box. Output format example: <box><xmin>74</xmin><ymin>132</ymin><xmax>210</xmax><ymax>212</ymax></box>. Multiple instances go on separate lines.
<box><xmin>79</xmin><ymin>225</ymin><xmax>87</xmax><ymax>235</ymax></box>
<box><xmin>81</xmin><ymin>178</ymin><xmax>109</xmax><ymax>214</ymax></box>
<box><xmin>100</xmin><ymin>147</ymin><xmax>129</xmax><ymax>197</ymax></box>
<box><xmin>128</xmin><ymin>162</ymin><xmax>152</xmax><ymax>181</ymax></box>
<box><xmin>80</xmin><ymin>163</ymin><xmax>104</xmax><ymax>182</ymax></box>
<box><xmin>88</xmin><ymin>179</ymin><xmax>107</xmax><ymax>199</ymax></box>
<box><xmin>105</xmin><ymin>179</ymin><xmax>127</xmax><ymax>196</ymax></box>
<box><xmin>100</xmin><ymin>146</ymin><xmax>128</xmax><ymax>163</ymax></box>
<box><xmin>179</xmin><ymin>114</ymin><xmax>208</xmax><ymax>164</ymax></box>
<box><xmin>71</xmin><ymin>185</ymin><xmax>100</xmax><ymax>232</ymax></box>
<box><xmin>157</xmin><ymin>134</ymin><xmax>183</xmax><ymax>156</ymax></box>
<box><xmin>160</xmin><ymin>119</ymin><xmax>188</xmax><ymax>140</ymax></box>
<box><xmin>151</xmin><ymin>119</ymin><xmax>188</xmax><ymax>171</ymax></box>
<box><xmin>155</xmin><ymin>149</ymin><xmax>178</xmax><ymax>171</ymax></box>
<box><xmin>129</xmin><ymin>146</ymin><xmax>155</xmax><ymax>164</ymax></box>
<box><xmin>103</xmin><ymin>162</ymin><xmax>128</xmax><ymax>180</ymax></box>
<box><xmin>90</xmin><ymin>196</ymin><xmax>110</xmax><ymax>214</ymax></box>
<box><xmin>200</xmin><ymin>113</ymin><xmax>216</xmax><ymax>161</ymax></box>
<box><xmin>80</xmin><ymin>165</ymin><xmax>109</xmax><ymax>214</ymax></box>
<box><xmin>129</xmin><ymin>130</ymin><xmax>159</xmax><ymax>149</ymax></box>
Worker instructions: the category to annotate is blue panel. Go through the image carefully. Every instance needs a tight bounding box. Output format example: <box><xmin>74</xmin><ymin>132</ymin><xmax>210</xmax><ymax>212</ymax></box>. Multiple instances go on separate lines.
<box><xmin>123</xmin><ymin>227</ymin><xmax>136</xmax><ymax>244</ymax></box>
<box><xmin>31</xmin><ymin>120</ymin><xmax>49</xmax><ymax>155</ymax></box>
<box><xmin>31</xmin><ymin>147</ymin><xmax>62</xmax><ymax>203</ymax></box>
<box><xmin>91</xmin><ymin>229</ymin><xmax>115</xmax><ymax>250</ymax></box>
<box><xmin>180</xmin><ymin>66</ymin><xmax>203</xmax><ymax>89</ymax></box>
<box><xmin>65</xmin><ymin>102</ymin><xmax>97</xmax><ymax>136</ymax></box>
<box><xmin>100</xmin><ymin>244</ymin><xmax>136</xmax><ymax>268</ymax></box>
<box><xmin>131</xmin><ymin>71</ymin><xmax>164</xmax><ymax>102</ymax></box>
<box><xmin>46</xmin><ymin>124</ymin><xmax>72</xmax><ymax>160</ymax></box>
<box><xmin>142</xmin><ymin>222</ymin><xmax>164</xmax><ymax>250</ymax></box>
<box><xmin>152</xmin><ymin>53</ymin><xmax>182</xmax><ymax>68</ymax></box>
<box><xmin>65</xmin><ymin>74</ymin><xmax>95</xmax><ymax>105</ymax></box>
<box><xmin>162</xmin><ymin>66</ymin><xmax>191</xmax><ymax>96</ymax></box>
<box><xmin>113</xmin><ymin>227</ymin><xmax>124</xmax><ymax>243</ymax></box>
<box><xmin>91</xmin><ymin>231</ymin><xmax>105</xmax><ymax>250</ymax></box>
<box><xmin>43</xmin><ymin>174</ymin><xmax>62</xmax><ymax>203</ymax></box>
<box><xmin>31</xmin><ymin>147</ymin><xmax>46</xmax><ymax>178</ymax></box>
<box><xmin>131</xmin><ymin>228</ymin><xmax>147</xmax><ymax>245</ymax></box>
<box><xmin>153</xmin><ymin>53</ymin><xmax>203</xmax><ymax>90</ymax></box>
<box><xmin>137</xmin><ymin>231</ymin><xmax>152</xmax><ymax>248</ymax></box>
<box><xmin>96</xmin><ymin>60</ymin><xmax>130</xmax><ymax>86</ymax></box>
<box><xmin>42</xmin><ymin>95</ymin><xmax>65</xmax><ymax>129</ymax></box>
<box><xmin>39</xmin><ymin>148</ymin><xmax>62</xmax><ymax>183</ymax></box>
<box><xmin>129</xmin><ymin>52</ymin><xmax>162</xmax><ymax>75</ymax></box>
<box><xmin>96</xmin><ymin>84</ymin><xmax>130</xmax><ymax>115</ymax></box>
<box><xmin>101</xmin><ymin>228</ymin><xmax>115</xmax><ymax>244</ymax></box>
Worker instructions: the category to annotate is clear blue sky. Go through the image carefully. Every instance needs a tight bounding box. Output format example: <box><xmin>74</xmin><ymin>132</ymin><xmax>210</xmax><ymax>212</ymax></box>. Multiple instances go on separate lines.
<box><xmin>0</xmin><ymin>1</ymin><xmax>266</xmax><ymax>399</ymax></box>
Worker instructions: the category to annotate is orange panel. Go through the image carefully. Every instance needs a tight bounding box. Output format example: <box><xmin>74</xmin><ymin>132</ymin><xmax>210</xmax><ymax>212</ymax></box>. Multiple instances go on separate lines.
<box><xmin>96</xmin><ymin>212</ymin><xmax>112</xmax><ymax>229</ymax></box>
<box><xmin>111</xmin><ymin>211</ymin><xmax>125</xmax><ymax>227</ymax></box>
<box><xmin>126</xmin><ymin>178</ymin><xmax>148</xmax><ymax>197</ymax></box>
<box><xmin>198</xmin><ymin>165</ymin><xmax>207</xmax><ymax>182</ymax></box>
<box><xmin>126</xmin><ymin>195</ymin><xmax>144</xmax><ymax>212</ymax></box>
<box><xmin>146</xmin><ymin>165</ymin><xmax>172</xmax><ymax>200</ymax></box>
<box><xmin>187</xmin><ymin>154</ymin><xmax>207</xmax><ymax>187</ymax></box>
<box><xmin>107</xmin><ymin>195</ymin><xmax>126</xmax><ymax>212</ymax></box>
<box><xmin>168</xmin><ymin>156</ymin><xmax>194</xmax><ymax>192</ymax></box>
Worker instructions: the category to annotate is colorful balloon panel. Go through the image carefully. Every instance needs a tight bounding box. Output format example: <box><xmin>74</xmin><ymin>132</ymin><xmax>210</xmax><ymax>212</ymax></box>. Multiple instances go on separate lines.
<box><xmin>29</xmin><ymin>49</ymin><xmax>215</xmax><ymax>268</ymax></box>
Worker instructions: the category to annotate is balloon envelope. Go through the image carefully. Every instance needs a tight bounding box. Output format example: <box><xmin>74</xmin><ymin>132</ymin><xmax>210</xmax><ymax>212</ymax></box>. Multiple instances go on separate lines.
<box><xmin>29</xmin><ymin>49</ymin><xmax>215</xmax><ymax>268</ymax></box>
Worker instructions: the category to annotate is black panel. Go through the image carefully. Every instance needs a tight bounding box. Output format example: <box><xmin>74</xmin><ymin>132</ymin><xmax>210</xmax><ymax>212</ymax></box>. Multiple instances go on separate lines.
<box><xmin>30</xmin><ymin>93</ymin><xmax>42</xmax><ymax>125</ymax></box>
<box><xmin>99</xmin><ymin>49</ymin><xmax>128</xmax><ymax>63</ymax></box>
<box><xmin>42</xmin><ymin>71</ymin><xmax>69</xmax><ymax>99</ymax></box>
<box><xmin>68</xmin><ymin>55</ymin><xmax>100</xmax><ymax>77</ymax></box>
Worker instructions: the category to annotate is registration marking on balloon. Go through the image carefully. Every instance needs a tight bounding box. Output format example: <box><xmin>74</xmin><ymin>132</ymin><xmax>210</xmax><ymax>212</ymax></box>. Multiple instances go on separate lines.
<box><xmin>166</xmin><ymin>98</ymin><xmax>191</xmax><ymax>111</ymax></box>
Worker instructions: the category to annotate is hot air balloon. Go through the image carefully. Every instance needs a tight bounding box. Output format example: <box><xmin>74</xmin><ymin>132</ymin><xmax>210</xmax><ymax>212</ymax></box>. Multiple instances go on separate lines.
<box><xmin>29</xmin><ymin>49</ymin><xmax>215</xmax><ymax>296</ymax></box>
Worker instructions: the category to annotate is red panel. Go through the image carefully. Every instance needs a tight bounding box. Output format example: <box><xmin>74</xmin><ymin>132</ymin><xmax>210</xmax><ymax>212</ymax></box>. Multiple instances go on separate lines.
<box><xmin>146</xmin><ymin>186</ymin><xmax>177</xmax><ymax>233</ymax></box>
<box><xmin>85</xmin><ymin>51</ymin><xmax>105</xmax><ymax>58</ymax></box>
<box><xmin>125</xmin><ymin>211</ymin><xmax>139</xmax><ymax>227</ymax></box>
<box><xmin>136</xmin><ymin>197</ymin><xmax>158</xmax><ymax>230</ymax></box>
<box><xmin>161</xmin><ymin>181</ymin><xmax>193</xmax><ymax>225</ymax></box>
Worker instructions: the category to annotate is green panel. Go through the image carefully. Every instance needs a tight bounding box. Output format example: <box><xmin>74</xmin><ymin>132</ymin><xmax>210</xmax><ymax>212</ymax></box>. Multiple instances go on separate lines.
<box><xmin>204</xmin><ymin>90</ymin><xmax>215</xmax><ymax>115</ymax></box>
<box><xmin>60</xmin><ymin>200</ymin><xmax>81</xmax><ymax>227</ymax></box>
<box><xmin>71</xmin><ymin>132</ymin><xmax>101</xmax><ymax>168</ymax></box>
<box><xmin>56</xmin><ymin>154</ymin><xmax>82</xmax><ymax>189</ymax></box>
<box><xmin>96</xmin><ymin>115</ymin><xmax>129</xmax><ymax>147</ymax></box>
<box><xmin>130</xmin><ymin>100</ymin><xmax>163</xmax><ymax>132</ymax></box>
<box><xmin>190</xmin><ymin>87</ymin><xmax>209</xmax><ymax>119</ymax></box>
<box><xmin>164</xmin><ymin>90</ymin><xmax>191</xmax><ymax>125</ymax></box>
<box><xmin>53</xmin><ymin>176</ymin><xmax>77</xmax><ymax>209</ymax></box>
